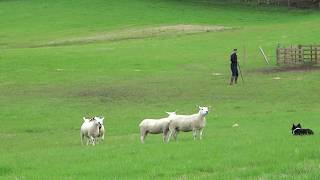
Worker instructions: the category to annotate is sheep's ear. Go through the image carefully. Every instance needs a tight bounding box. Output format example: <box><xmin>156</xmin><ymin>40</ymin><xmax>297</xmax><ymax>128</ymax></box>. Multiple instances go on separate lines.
<box><xmin>166</xmin><ymin>111</ymin><xmax>176</xmax><ymax>115</ymax></box>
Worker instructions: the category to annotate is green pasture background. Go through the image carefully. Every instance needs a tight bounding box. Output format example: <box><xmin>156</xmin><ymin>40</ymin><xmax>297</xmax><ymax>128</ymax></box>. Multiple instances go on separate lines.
<box><xmin>1</xmin><ymin>0</ymin><xmax>320</xmax><ymax>179</ymax></box>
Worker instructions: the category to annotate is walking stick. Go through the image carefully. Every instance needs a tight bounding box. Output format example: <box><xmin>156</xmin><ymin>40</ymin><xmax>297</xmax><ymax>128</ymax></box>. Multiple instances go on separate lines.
<box><xmin>238</xmin><ymin>63</ymin><xmax>244</xmax><ymax>83</ymax></box>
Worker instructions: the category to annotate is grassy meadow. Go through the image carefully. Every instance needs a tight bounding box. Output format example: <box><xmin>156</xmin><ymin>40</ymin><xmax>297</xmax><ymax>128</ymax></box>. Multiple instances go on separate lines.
<box><xmin>1</xmin><ymin>0</ymin><xmax>320</xmax><ymax>179</ymax></box>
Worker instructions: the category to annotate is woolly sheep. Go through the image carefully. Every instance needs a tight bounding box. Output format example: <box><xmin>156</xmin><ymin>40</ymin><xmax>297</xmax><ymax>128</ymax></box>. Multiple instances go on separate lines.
<box><xmin>82</xmin><ymin>116</ymin><xmax>105</xmax><ymax>144</ymax></box>
<box><xmin>168</xmin><ymin>106</ymin><xmax>209</xmax><ymax>142</ymax></box>
<box><xmin>94</xmin><ymin>116</ymin><xmax>105</xmax><ymax>143</ymax></box>
<box><xmin>139</xmin><ymin>112</ymin><xmax>176</xmax><ymax>144</ymax></box>
<box><xmin>80</xmin><ymin>117</ymin><xmax>102</xmax><ymax>146</ymax></box>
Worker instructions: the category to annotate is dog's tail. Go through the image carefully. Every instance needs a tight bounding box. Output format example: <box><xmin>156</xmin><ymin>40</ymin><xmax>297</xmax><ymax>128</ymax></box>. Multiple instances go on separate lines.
<box><xmin>309</xmin><ymin>129</ymin><xmax>314</xmax><ymax>135</ymax></box>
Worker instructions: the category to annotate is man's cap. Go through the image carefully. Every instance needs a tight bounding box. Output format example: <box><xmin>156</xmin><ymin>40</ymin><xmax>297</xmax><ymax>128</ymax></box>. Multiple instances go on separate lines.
<box><xmin>233</xmin><ymin>49</ymin><xmax>237</xmax><ymax>51</ymax></box>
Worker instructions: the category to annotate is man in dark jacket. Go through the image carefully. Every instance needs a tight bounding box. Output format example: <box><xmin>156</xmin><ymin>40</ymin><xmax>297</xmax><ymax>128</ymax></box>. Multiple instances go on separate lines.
<box><xmin>230</xmin><ymin>49</ymin><xmax>238</xmax><ymax>85</ymax></box>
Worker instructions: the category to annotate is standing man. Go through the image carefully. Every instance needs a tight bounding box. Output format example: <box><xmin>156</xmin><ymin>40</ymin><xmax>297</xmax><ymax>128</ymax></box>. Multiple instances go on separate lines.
<box><xmin>230</xmin><ymin>49</ymin><xmax>238</xmax><ymax>85</ymax></box>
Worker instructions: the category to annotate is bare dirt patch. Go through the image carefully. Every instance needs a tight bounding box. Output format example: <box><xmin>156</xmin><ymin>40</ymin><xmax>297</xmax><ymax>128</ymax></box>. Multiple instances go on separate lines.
<box><xmin>76</xmin><ymin>85</ymin><xmax>149</xmax><ymax>103</ymax></box>
<box><xmin>35</xmin><ymin>24</ymin><xmax>232</xmax><ymax>47</ymax></box>
<box><xmin>256</xmin><ymin>65</ymin><xmax>320</xmax><ymax>74</ymax></box>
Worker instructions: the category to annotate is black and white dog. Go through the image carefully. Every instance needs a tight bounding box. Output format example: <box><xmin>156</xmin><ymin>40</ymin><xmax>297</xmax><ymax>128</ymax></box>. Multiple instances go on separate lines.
<box><xmin>292</xmin><ymin>123</ymin><xmax>314</xmax><ymax>135</ymax></box>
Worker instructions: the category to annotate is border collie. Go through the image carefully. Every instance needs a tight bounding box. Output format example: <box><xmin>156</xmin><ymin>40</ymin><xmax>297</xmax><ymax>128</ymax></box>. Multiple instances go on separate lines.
<box><xmin>292</xmin><ymin>123</ymin><xmax>313</xmax><ymax>135</ymax></box>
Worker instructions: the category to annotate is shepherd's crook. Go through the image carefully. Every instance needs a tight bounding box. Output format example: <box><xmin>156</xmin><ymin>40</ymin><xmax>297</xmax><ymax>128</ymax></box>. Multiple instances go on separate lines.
<box><xmin>238</xmin><ymin>63</ymin><xmax>244</xmax><ymax>83</ymax></box>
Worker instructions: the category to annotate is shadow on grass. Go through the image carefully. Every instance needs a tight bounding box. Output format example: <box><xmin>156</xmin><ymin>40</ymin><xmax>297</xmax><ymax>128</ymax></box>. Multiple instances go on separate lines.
<box><xmin>254</xmin><ymin>64</ymin><xmax>320</xmax><ymax>74</ymax></box>
<box><xmin>0</xmin><ymin>166</ymin><xmax>13</xmax><ymax>176</ymax></box>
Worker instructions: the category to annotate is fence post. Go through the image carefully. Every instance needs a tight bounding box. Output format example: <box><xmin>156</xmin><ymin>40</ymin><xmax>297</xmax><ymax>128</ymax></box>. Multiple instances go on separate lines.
<box><xmin>311</xmin><ymin>45</ymin><xmax>313</xmax><ymax>63</ymax></box>
<box><xmin>284</xmin><ymin>48</ymin><xmax>287</xmax><ymax>64</ymax></box>
<box><xmin>315</xmin><ymin>46</ymin><xmax>318</xmax><ymax>64</ymax></box>
<box><xmin>298</xmin><ymin>44</ymin><xmax>302</xmax><ymax>63</ymax></box>
<box><xmin>291</xmin><ymin>45</ymin><xmax>294</xmax><ymax>64</ymax></box>
<box><xmin>294</xmin><ymin>47</ymin><xmax>298</xmax><ymax>64</ymax></box>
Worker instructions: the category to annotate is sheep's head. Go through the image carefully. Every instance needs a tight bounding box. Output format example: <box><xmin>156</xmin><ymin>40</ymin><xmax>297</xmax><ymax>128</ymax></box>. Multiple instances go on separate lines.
<box><xmin>93</xmin><ymin>120</ymin><xmax>102</xmax><ymax>129</ymax></box>
<box><xmin>98</xmin><ymin>122</ymin><xmax>102</xmax><ymax>129</ymax></box>
<box><xmin>95</xmin><ymin>116</ymin><xmax>104</xmax><ymax>125</ymax></box>
<box><xmin>198</xmin><ymin>106</ymin><xmax>209</xmax><ymax>116</ymax></box>
<box><xmin>166</xmin><ymin>111</ymin><xmax>176</xmax><ymax>117</ymax></box>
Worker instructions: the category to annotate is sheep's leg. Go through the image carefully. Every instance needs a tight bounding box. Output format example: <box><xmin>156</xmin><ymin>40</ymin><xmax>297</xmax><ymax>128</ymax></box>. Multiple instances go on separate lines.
<box><xmin>140</xmin><ymin>130</ymin><xmax>147</xmax><ymax>144</ymax></box>
<box><xmin>97</xmin><ymin>135</ymin><xmax>102</xmax><ymax>144</ymax></box>
<box><xmin>193</xmin><ymin>129</ymin><xmax>197</xmax><ymax>140</ymax></box>
<box><xmin>167</xmin><ymin>131</ymin><xmax>171</xmax><ymax>143</ymax></box>
<box><xmin>87</xmin><ymin>136</ymin><xmax>94</xmax><ymax>145</ymax></box>
<box><xmin>162</xmin><ymin>133</ymin><xmax>166</xmax><ymax>143</ymax></box>
<box><xmin>96</xmin><ymin>137</ymin><xmax>103</xmax><ymax>144</ymax></box>
<box><xmin>167</xmin><ymin>129</ymin><xmax>174</xmax><ymax>142</ymax></box>
<box><xmin>140</xmin><ymin>135</ymin><xmax>145</xmax><ymax>144</ymax></box>
<box><xmin>101</xmin><ymin>134</ymin><xmax>105</xmax><ymax>141</ymax></box>
<box><xmin>199</xmin><ymin>129</ymin><xmax>204</xmax><ymax>140</ymax></box>
<box><xmin>90</xmin><ymin>137</ymin><xmax>95</xmax><ymax>146</ymax></box>
<box><xmin>173</xmin><ymin>130</ymin><xmax>178</xmax><ymax>141</ymax></box>
<box><xmin>163</xmin><ymin>130</ymin><xmax>169</xmax><ymax>143</ymax></box>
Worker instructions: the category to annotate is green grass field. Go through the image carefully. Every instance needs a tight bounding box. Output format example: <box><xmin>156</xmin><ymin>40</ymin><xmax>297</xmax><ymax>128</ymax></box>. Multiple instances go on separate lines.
<box><xmin>1</xmin><ymin>0</ymin><xmax>320</xmax><ymax>179</ymax></box>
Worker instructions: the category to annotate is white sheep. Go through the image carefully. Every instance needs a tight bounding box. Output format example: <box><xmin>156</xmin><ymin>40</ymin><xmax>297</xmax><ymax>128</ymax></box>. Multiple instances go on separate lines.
<box><xmin>168</xmin><ymin>106</ymin><xmax>209</xmax><ymax>142</ymax></box>
<box><xmin>139</xmin><ymin>112</ymin><xmax>176</xmax><ymax>144</ymax></box>
<box><xmin>80</xmin><ymin>117</ymin><xmax>102</xmax><ymax>146</ymax></box>
<box><xmin>94</xmin><ymin>116</ymin><xmax>105</xmax><ymax>143</ymax></box>
<box><xmin>82</xmin><ymin>116</ymin><xmax>105</xmax><ymax>144</ymax></box>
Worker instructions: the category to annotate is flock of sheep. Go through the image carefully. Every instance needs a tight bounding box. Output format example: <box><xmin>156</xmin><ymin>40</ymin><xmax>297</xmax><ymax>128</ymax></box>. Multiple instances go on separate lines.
<box><xmin>80</xmin><ymin>106</ymin><xmax>209</xmax><ymax>145</ymax></box>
